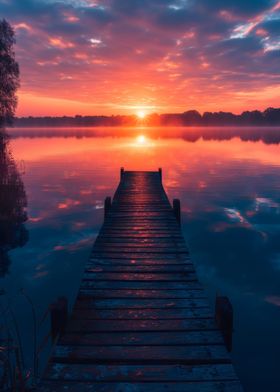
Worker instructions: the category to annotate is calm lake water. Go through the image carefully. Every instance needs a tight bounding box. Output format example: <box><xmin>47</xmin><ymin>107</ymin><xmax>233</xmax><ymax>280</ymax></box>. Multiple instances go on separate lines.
<box><xmin>1</xmin><ymin>127</ymin><xmax>280</xmax><ymax>391</ymax></box>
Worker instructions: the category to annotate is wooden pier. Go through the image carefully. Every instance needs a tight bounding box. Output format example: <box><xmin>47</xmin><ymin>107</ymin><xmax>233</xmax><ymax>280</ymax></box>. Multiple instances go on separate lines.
<box><xmin>39</xmin><ymin>169</ymin><xmax>242</xmax><ymax>391</ymax></box>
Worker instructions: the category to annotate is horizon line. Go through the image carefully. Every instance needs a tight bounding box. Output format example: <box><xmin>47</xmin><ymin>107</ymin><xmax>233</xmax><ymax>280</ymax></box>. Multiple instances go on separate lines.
<box><xmin>15</xmin><ymin>107</ymin><xmax>280</xmax><ymax>119</ymax></box>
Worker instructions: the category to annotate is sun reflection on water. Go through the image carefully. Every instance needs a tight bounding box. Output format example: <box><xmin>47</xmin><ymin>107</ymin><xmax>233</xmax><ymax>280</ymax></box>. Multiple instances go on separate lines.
<box><xmin>131</xmin><ymin>134</ymin><xmax>156</xmax><ymax>148</ymax></box>
<box><xmin>136</xmin><ymin>135</ymin><xmax>147</xmax><ymax>145</ymax></box>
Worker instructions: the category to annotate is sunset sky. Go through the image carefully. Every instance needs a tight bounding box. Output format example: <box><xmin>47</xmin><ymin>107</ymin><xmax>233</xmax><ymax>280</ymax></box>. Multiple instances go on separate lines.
<box><xmin>1</xmin><ymin>0</ymin><xmax>280</xmax><ymax>116</ymax></box>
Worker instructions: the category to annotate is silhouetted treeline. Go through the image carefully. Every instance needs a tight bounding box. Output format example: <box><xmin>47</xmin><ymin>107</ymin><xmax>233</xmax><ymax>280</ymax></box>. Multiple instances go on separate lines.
<box><xmin>13</xmin><ymin>107</ymin><xmax>280</xmax><ymax>127</ymax></box>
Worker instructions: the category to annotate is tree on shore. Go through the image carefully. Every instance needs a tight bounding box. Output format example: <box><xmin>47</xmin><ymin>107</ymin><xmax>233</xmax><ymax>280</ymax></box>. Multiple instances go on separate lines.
<box><xmin>0</xmin><ymin>20</ymin><xmax>27</xmax><ymax>275</ymax></box>
<box><xmin>0</xmin><ymin>19</ymin><xmax>20</xmax><ymax>128</ymax></box>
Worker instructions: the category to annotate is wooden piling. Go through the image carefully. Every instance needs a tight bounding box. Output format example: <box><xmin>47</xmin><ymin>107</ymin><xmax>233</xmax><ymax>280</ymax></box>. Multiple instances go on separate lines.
<box><xmin>104</xmin><ymin>196</ymin><xmax>112</xmax><ymax>219</ymax></box>
<box><xmin>120</xmin><ymin>167</ymin><xmax>125</xmax><ymax>179</ymax></box>
<box><xmin>50</xmin><ymin>297</ymin><xmax>68</xmax><ymax>343</ymax></box>
<box><xmin>215</xmin><ymin>295</ymin><xmax>233</xmax><ymax>352</ymax></box>
<box><xmin>158</xmin><ymin>167</ymin><xmax>162</xmax><ymax>182</ymax></box>
<box><xmin>173</xmin><ymin>198</ymin><xmax>181</xmax><ymax>226</ymax></box>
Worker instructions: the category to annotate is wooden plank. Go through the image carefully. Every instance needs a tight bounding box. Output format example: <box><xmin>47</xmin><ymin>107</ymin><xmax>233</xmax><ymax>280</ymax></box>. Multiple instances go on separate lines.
<box><xmin>101</xmin><ymin>223</ymin><xmax>180</xmax><ymax>228</ymax></box>
<box><xmin>78</xmin><ymin>288</ymin><xmax>204</xmax><ymax>299</ymax></box>
<box><xmin>84</xmin><ymin>265</ymin><xmax>195</xmax><ymax>272</ymax></box>
<box><xmin>75</xmin><ymin>298</ymin><xmax>209</xmax><ymax>309</ymax></box>
<box><xmin>89</xmin><ymin>257</ymin><xmax>191</xmax><ymax>264</ymax></box>
<box><xmin>52</xmin><ymin>344</ymin><xmax>230</xmax><ymax>364</ymax></box>
<box><xmin>79</xmin><ymin>286</ymin><xmax>201</xmax><ymax>296</ymax></box>
<box><xmin>83</xmin><ymin>267</ymin><xmax>196</xmax><ymax>282</ymax></box>
<box><xmin>66</xmin><ymin>318</ymin><xmax>216</xmax><ymax>332</ymax></box>
<box><xmin>97</xmin><ymin>229</ymin><xmax>181</xmax><ymax>233</ymax></box>
<box><xmin>94</xmin><ymin>240</ymin><xmax>187</xmax><ymax>247</ymax></box>
<box><xmin>90</xmin><ymin>254</ymin><xmax>190</xmax><ymax>260</ymax></box>
<box><xmin>93</xmin><ymin>246</ymin><xmax>188</xmax><ymax>252</ymax></box>
<box><xmin>60</xmin><ymin>330</ymin><xmax>223</xmax><ymax>346</ymax></box>
<box><xmin>79</xmin><ymin>281</ymin><xmax>203</xmax><ymax>290</ymax></box>
<box><xmin>44</xmin><ymin>363</ymin><xmax>238</xmax><ymax>382</ymax></box>
<box><xmin>98</xmin><ymin>234</ymin><xmax>183</xmax><ymax>239</ymax></box>
<box><xmin>82</xmin><ymin>272</ymin><xmax>197</xmax><ymax>282</ymax></box>
<box><xmin>71</xmin><ymin>307</ymin><xmax>212</xmax><ymax>320</ymax></box>
<box><xmin>106</xmin><ymin>214</ymin><xmax>175</xmax><ymax>217</ymax></box>
<box><xmin>89</xmin><ymin>254</ymin><xmax>190</xmax><ymax>260</ymax></box>
<box><xmin>39</xmin><ymin>381</ymin><xmax>243</xmax><ymax>391</ymax></box>
<box><xmin>93</xmin><ymin>245</ymin><xmax>189</xmax><ymax>251</ymax></box>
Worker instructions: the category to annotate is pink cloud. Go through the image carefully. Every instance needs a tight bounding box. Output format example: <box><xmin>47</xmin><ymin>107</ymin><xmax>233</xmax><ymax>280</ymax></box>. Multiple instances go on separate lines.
<box><xmin>58</xmin><ymin>199</ymin><xmax>81</xmax><ymax>209</ymax></box>
<box><xmin>1</xmin><ymin>0</ymin><xmax>279</xmax><ymax>115</ymax></box>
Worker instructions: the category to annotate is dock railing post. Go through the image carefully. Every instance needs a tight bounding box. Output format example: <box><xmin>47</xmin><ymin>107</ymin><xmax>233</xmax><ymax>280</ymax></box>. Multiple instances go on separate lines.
<box><xmin>158</xmin><ymin>168</ymin><xmax>162</xmax><ymax>182</ymax></box>
<box><xmin>120</xmin><ymin>167</ymin><xmax>124</xmax><ymax>180</ymax></box>
<box><xmin>173</xmin><ymin>199</ymin><xmax>181</xmax><ymax>226</ymax></box>
<box><xmin>215</xmin><ymin>295</ymin><xmax>233</xmax><ymax>352</ymax></box>
<box><xmin>104</xmin><ymin>196</ymin><xmax>112</xmax><ymax>219</ymax></box>
<box><xmin>50</xmin><ymin>297</ymin><xmax>68</xmax><ymax>343</ymax></box>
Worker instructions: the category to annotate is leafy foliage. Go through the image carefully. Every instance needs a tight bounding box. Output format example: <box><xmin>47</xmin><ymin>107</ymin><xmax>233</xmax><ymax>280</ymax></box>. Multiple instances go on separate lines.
<box><xmin>0</xmin><ymin>19</ymin><xmax>20</xmax><ymax>127</ymax></box>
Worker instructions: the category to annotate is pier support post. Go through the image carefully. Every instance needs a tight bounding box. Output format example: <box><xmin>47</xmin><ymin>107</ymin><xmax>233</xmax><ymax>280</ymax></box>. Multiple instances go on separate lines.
<box><xmin>50</xmin><ymin>297</ymin><xmax>68</xmax><ymax>343</ymax></box>
<box><xmin>158</xmin><ymin>168</ymin><xmax>162</xmax><ymax>182</ymax></box>
<box><xmin>215</xmin><ymin>295</ymin><xmax>233</xmax><ymax>352</ymax></box>
<box><xmin>173</xmin><ymin>199</ymin><xmax>181</xmax><ymax>226</ymax></box>
<box><xmin>120</xmin><ymin>167</ymin><xmax>125</xmax><ymax>179</ymax></box>
<box><xmin>104</xmin><ymin>196</ymin><xmax>112</xmax><ymax>219</ymax></box>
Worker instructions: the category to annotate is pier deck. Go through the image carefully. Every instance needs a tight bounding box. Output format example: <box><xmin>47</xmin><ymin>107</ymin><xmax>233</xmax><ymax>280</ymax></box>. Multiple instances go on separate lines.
<box><xmin>40</xmin><ymin>170</ymin><xmax>242</xmax><ymax>391</ymax></box>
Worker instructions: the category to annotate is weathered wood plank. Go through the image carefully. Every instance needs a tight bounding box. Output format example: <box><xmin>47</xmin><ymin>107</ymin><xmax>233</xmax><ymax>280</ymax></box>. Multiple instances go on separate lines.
<box><xmin>96</xmin><ymin>235</ymin><xmax>184</xmax><ymax>240</ymax></box>
<box><xmin>78</xmin><ymin>288</ymin><xmax>204</xmax><ymax>299</ymax></box>
<box><xmin>98</xmin><ymin>234</ymin><xmax>183</xmax><ymax>239</ymax></box>
<box><xmin>84</xmin><ymin>265</ymin><xmax>195</xmax><ymax>272</ymax></box>
<box><xmin>99</xmin><ymin>229</ymin><xmax>182</xmax><ymax>233</ymax></box>
<box><xmin>65</xmin><ymin>318</ymin><xmax>216</xmax><ymax>332</ymax></box>
<box><xmin>75</xmin><ymin>298</ymin><xmax>209</xmax><ymax>309</ymax></box>
<box><xmin>89</xmin><ymin>257</ymin><xmax>191</xmax><ymax>264</ymax></box>
<box><xmin>44</xmin><ymin>363</ymin><xmax>237</xmax><ymax>382</ymax></box>
<box><xmin>71</xmin><ymin>307</ymin><xmax>212</xmax><ymax>320</ymax></box>
<box><xmin>59</xmin><ymin>330</ymin><xmax>223</xmax><ymax>346</ymax></box>
<box><xmin>90</xmin><ymin>254</ymin><xmax>190</xmax><ymax>260</ymax></box>
<box><xmin>93</xmin><ymin>245</ymin><xmax>189</xmax><ymax>252</ymax></box>
<box><xmin>82</xmin><ymin>273</ymin><xmax>197</xmax><ymax>282</ymax></box>
<box><xmin>94</xmin><ymin>240</ymin><xmax>187</xmax><ymax>247</ymax></box>
<box><xmin>52</xmin><ymin>344</ymin><xmax>230</xmax><ymax>364</ymax></box>
<box><xmin>39</xmin><ymin>381</ymin><xmax>243</xmax><ymax>391</ymax></box>
<box><xmin>79</xmin><ymin>281</ymin><xmax>203</xmax><ymax>290</ymax></box>
<box><xmin>82</xmin><ymin>272</ymin><xmax>197</xmax><ymax>282</ymax></box>
<box><xmin>92</xmin><ymin>249</ymin><xmax>189</xmax><ymax>255</ymax></box>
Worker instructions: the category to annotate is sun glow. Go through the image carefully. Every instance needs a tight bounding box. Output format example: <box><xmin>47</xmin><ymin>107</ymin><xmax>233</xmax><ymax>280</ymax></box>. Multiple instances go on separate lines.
<box><xmin>136</xmin><ymin>110</ymin><xmax>146</xmax><ymax>119</ymax></box>
<box><xmin>136</xmin><ymin>135</ymin><xmax>147</xmax><ymax>145</ymax></box>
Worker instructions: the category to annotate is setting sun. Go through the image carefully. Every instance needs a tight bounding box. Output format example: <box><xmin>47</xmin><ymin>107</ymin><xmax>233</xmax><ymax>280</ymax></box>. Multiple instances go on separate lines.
<box><xmin>136</xmin><ymin>110</ymin><xmax>146</xmax><ymax>119</ymax></box>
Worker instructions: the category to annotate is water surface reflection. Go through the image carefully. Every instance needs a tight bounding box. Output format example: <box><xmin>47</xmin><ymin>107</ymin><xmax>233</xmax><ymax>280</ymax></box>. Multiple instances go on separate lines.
<box><xmin>1</xmin><ymin>128</ymin><xmax>280</xmax><ymax>390</ymax></box>
<box><xmin>0</xmin><ymin>132</ymin><xmax>28</xmax><ymax>276</ymax></box>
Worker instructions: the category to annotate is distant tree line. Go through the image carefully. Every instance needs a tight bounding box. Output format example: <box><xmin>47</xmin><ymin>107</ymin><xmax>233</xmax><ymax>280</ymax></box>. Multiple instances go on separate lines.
<box><xmin>13</xmin><ymin>107</ymin><xmax>280</xmax><ymax>127</ymax></box>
